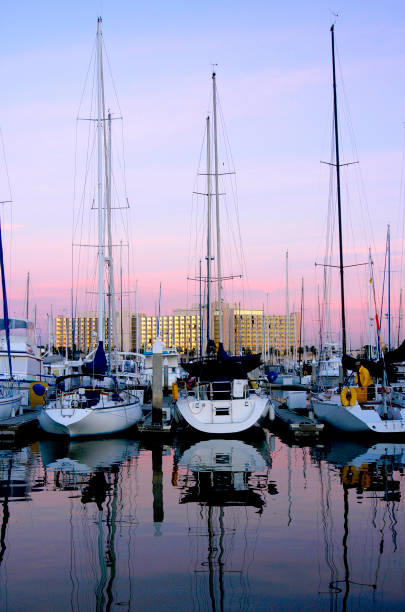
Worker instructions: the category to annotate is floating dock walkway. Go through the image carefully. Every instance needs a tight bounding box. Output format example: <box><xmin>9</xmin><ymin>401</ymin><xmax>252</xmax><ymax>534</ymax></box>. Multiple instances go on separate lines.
<box><xmin>0</xmin><ymin>407</ymin><xmax>41</xmax><ymax>440</ymax></box>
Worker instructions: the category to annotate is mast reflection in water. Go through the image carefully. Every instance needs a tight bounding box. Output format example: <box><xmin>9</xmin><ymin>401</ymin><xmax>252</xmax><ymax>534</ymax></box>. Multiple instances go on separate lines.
<box><xmin>40</xmin><ymin>437</ymin><xmax>141</xmax><ymax>612</ymax></box>
<box><xmin>0</xmin><ymin>434</ymin><xmax>404</xmax><ymax>611</ymax></box>
<box><xmin>174</xmin><ymin>437</ymin><xmax>276</xmax><ymax>611</ymax></box>
<box><xmin>312</xmin><ymin>440</ymin><xmax>405</xmax><ymax>611</ymax></box>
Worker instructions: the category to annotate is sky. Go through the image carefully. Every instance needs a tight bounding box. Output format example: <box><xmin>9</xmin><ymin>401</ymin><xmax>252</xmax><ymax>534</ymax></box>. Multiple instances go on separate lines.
<box><xmin>0</xmin><ymin>0</ymin><xmax>405</xmax><ymax>348</ymax></box>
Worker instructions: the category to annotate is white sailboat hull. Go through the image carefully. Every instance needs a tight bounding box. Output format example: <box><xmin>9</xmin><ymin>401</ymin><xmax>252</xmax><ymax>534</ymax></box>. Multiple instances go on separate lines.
<box><xmin>175</xmin><ymin>394</ymin><xmax>269</xmax><ymax>434</ymax></box>
<box><xmin>312</xmin><ymin>393</ymin><xmax>405</xmax><ymax>434</ymax></box>
<box><xmin>39</xmin><ymin>393</ymin><xmax>142</xmax><ymax>437</ymax></box>
<box><xmin>0</xmin><ymin>391</ymin><xmax>22</xmax><ymax>420</ymax></box>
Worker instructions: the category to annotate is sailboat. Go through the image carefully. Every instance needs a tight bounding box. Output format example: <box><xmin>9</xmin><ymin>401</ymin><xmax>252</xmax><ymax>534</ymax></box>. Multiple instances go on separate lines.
<box><xmin>39</xmin><ymin>18</ymin><xmax>141</xmax><ymax>437</ymax></box>
<box><xmin>0</xmin><ymin>214</ymin><xmax>22</xmax><ymax>419</ymax></box>
<box><xmin>311</xmin><ymin>25</ymin><xmax>405</xmax><ymax>435</ymax></box>
<box><xmin>175</xmin><ymin>73</ymin><xmax>268</xmax><ymax>434</ymax></box>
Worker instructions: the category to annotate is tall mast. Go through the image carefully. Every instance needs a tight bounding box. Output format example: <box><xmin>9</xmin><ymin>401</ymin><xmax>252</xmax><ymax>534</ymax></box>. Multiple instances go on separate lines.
<box><xmin>387</xmin><ymin>224</ymin><xmax>391</xmax><ymax>350</ymax></box>
<box><xmin>212</xmin><ymin>72</ymin><xmax>223</xmax><ymax>345</ymax></box>
<box><xmin>135</xmin><ymin>279</ymin><xmax>138</xmax><ymax>352</ymax></box>
<box><xmin>120</xmin><ymin>240</ymin><xmax>123</xmax><ymax>351</ymax></box>
<box><xmin>97</xmin><ymin>17</ymin><xmax>105</xmax><ymax>345</ymax></box>
<box><xmin>25</xmin><ymin>272</ymin><xmax>29</xmax><ymax>319</ymax></box>
<box><xmin>331</xmin><ymin>24</ymin><xmax>347</xmax><ymax>359</ymax></box>
<box><xmin>106</xmin><ymin>110</ymin><xmax>117</xmax><ymax>361</ymax></box>
<box><xmin>0</xmin><ymin>218</ymin><xmax>12</xmax><ymax>378</ymax></box>
<box><xmin>206</xmin><ymin>115</ymin><xmax>212</xmax><ymax>347</ymax></box>
<box><xmin>299</xmin><ymin>277</ymin><xmax>304</xmax><ymax>374</ymax></box>
<box><xmin>199</xmin><ymin>259</ymin><xmax>202</xmax><ymax>358</ymax></box>
<box><xmin>368</xmin><ymin>249</ymin><xmax>374</xmax><ymax>358</ymax></box>
<box><xmin>285</xmin><ymin>250</ymin><xmax>290</xmax><ymax>361</ymax></box>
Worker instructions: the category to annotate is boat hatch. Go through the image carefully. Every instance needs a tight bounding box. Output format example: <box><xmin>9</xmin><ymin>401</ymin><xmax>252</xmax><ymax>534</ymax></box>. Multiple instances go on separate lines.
<box><xmin>215</xmin><ymin>454</ymin><xmax>230</xmax><ymax>465</ymax></box>
<box><xmin>215</xmin><ymin>406</ymin><xmax>230</xmax><ymax>416</ymax></box>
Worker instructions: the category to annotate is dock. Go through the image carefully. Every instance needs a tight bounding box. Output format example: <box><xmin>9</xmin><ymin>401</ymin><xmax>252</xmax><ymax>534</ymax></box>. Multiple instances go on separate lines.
<box><xmin>137</xmin><ymin>397</ymin><xmax>174</xmax><ymax>436</ymax></box>
<box><xmin>273</xmin><ymin>403</ymin><xmax>324</xmax><ymax>437</ymax></box>
<box><xmin>0</xmin><ymin>407</ymin><xmax>41</xmax><ymax>440</ymax></box>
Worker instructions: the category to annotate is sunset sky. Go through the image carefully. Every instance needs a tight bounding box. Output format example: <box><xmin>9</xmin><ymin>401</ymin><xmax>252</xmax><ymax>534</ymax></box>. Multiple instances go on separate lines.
<box><xmin>0</xmin><ymin>1</ymin><xmax>404</xmax><ymax>348</ymax></box>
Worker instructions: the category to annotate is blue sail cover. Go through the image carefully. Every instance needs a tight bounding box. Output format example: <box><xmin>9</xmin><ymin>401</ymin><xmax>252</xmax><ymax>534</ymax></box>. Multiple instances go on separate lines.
<box><xmin>0</xmin><ymin>318</ymin><xmax>28</xmax><ymax>330</ymax></box>
<box><xmin>82</xmin><ymin>341</ymin><xmax>107</xmax><ymax>376</ymax></box>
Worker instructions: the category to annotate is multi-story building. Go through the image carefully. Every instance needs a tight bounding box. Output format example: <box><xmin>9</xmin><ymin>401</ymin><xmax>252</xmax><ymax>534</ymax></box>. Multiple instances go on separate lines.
<box><xmin>55</xmin><ymin>305</ymin><xmax>300</xmax><ymax>360</ymax></box>
<box><xmin>131</xmin><ymin>307</ymin><xmax>202</xmax><ymax>355</ymax></box>
<box><xmin>55</xmin><ymin>313</ymin><xmax>115</xmax><ymax>354</ymax></box>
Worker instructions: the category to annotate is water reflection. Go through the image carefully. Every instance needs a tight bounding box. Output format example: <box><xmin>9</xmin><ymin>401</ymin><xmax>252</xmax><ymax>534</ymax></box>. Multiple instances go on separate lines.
<box><xmin>174</xmin><ymin>437</ymin><xmax>276</xmax><ymax>611</ymax></box>
<box><xmin>40</xmin><ymin>437</ymin><xmax>140</xmax><ymax>612</ymax></box>
<box><xmin>0</xmin><ymin>444</ymin><xmax>42</xmax><ymax>571</ymax></box>
<box><xmin>311</xmin><ymin>438</ymin><xmax>405</xmax><ymax>611</ymax></box>
<box><xmin>0</xmin><ymin>432</ymin><xmax>404</xmax><ymax>611</ymax></box>
<box><xmin>312</xmin><ymin>440</ymin><xmax>405</xmax><ymax>500</ymax></box>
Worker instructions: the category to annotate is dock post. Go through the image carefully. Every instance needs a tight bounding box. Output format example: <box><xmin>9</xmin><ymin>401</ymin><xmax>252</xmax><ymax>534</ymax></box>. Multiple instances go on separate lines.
<box><xmin>152</xmin><ymin>339</ymin><xmax>163</xmax><ymax>427</ymax></box>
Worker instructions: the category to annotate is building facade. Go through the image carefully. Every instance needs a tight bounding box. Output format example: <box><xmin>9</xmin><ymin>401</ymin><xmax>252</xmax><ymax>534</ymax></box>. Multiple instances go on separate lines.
<box><xmin>55</xmin><ymin>305</ymin><xmax>300</xmax><ymax>359</ymax></box>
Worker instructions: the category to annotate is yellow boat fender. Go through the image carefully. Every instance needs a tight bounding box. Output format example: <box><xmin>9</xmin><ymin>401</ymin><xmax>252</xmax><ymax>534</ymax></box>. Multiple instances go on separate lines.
<box><xmin>171</xmin><ymin>382</ymin><xmax>179</xmax><ymax>402</ymax></box>
<box><xmin>340</xmin><ymin>386</ymin><xmax>357</xmax><ymax>407</ymax></box>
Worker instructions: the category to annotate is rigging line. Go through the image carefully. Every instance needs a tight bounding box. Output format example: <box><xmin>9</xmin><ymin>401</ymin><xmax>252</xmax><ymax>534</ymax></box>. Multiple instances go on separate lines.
<box><xmin>186</xmin><ymin>123</ymin><xmax>208</xmax><ymax>309</ymax></box>
<box><xmin>398</xmin><ymin>126</ymin><xmax>405</xmax><ymax>302</ymax></box>
<box><xmin>379</xmin><ymin>234</ymin><xmax>388</xmax><ymax>338</ymax></box>
<box><xmin>74</xmin><ymin>73</ymin><xmax>98</xmax><ymax>312</ymax></box>
<box><xmin>336</xmin><ymin>45</ymin><xmax>376</xmax><ymax>257</ymax></box>
<box><xmin>216</xmin><ymin>91</ymin><xmax>248</xmax><ymax>290</ymax></box>
<box><xmin>0</xmin><ymin>128</ymin><xmax>13</xmax><ymax>203</ymax></box>
<box><xmin>102</xmin><ymin>39</ymin><xmax>123</xmax><ymax>118</ymax></box>
<box><xmin>76</xmin><ymin>40</ymin><xmax>97</xmax><ymax>118</ymax></box>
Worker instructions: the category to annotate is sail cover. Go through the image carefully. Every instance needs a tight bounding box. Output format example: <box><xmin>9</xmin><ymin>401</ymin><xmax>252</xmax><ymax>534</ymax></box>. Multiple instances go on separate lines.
<box><xmin>82</xmin><ymin>341</ymin><xmax>107</xmax><ymax>376</ymax></box>
<box><xmin>182</xmin><ymin>342</ymin><xmax>261</xmax><ymax>381</ymax></box>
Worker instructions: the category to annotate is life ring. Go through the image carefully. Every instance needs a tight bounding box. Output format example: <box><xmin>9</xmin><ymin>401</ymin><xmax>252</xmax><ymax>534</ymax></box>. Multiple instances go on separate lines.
<box><xmin>340</xmin><ymin>386</ymin><xmax>357</xmax><ymax>407</ymax></box>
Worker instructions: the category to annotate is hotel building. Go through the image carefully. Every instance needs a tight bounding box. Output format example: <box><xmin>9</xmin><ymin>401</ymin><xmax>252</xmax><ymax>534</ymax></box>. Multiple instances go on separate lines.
<box><xmin>55</xmin><ymin>305</ymin><xmax>300</xmax><ymax>360</ymax></box>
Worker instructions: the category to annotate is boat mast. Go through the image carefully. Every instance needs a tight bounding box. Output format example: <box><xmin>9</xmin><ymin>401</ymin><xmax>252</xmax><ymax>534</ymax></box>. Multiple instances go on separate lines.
<box><xmin>331</xmin><ymin>24</ymin><xmax>347</xmax><ymax>360</ymax></box>
<box><xmin>387</xmin><ymin>224</ymin><xmax>391</xmax><ymax>350</ymax></box>
<box><xmin>106</xmin><ymin>110</ymin><xmax>117</xmax><ymax>363</ymax></box>
<box><xmin>206</xmin><ymin>115</ymin><xmax>212</xmax><ymax>348</ymax></box>
<box><xmin>120</xmin><ymin>240</ymin><xmax>123</xmax><ymax>352</ymax></box>
<box><xmin>212</xmin><ymin>72</ymin><xmax>223</xmax><ymax>345</ymax></box>
<box><xmin>97</xmin><ymin>17</ymin><xmax>105</xmax><ymax>347</ymax></box>
<box><xmin>285</xmin><ymin>250</ymin><xmax>290</xmax><ymax>363</ymax></box>
<box><xmin>199</xmin><ymin>259</ymin><xmax>202</xmax><ymax>358</ymax></box>
<box><xmin>25</xmin><ymin>271</ymin><xmax>29</xmax><ymax>319</ymax></box>
<box><xmin>299</xmin><ymin>277</ymin><xmax>304</xmax><ymax>377</ymax></box>
<box><xmin>368</xmin><ymin>249</ymin><xmax>374</xmax><ymax>358</ymax></box>
<box><xmin>0</xmin><ymin>218</ymin><xmax>12</xmax><ymax>378</ymax></box>
<box><xmin>135</xmin><ymin>279</ymin><xmax>138</xmax><ymax>352</ymax></box>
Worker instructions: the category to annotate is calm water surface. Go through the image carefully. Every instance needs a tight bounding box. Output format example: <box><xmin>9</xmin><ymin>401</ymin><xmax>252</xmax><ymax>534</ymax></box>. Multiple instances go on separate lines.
<box><xmin>0</xmin><ymin>428</ymin><xmax>404</xmax><ymax>611</ymax></box>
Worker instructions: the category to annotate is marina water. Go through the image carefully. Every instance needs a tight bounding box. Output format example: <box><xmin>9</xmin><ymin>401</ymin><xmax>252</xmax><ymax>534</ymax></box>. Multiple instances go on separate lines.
<box><xmin>0</xmin><ymin>430</ymin><xmax>404</xmax><ymax>611</ymax></box>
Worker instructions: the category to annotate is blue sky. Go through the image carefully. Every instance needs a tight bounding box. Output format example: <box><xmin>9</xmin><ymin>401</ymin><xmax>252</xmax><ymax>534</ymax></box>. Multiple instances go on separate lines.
<box><xmin>1</xmin><ymin>1</ymin><xmax>405</xmax><ymax>347</ymax></box>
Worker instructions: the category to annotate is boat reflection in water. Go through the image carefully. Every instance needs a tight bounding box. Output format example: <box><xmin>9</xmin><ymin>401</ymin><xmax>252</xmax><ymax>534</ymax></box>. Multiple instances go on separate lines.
<box><xmin>311</xmin><ymin>439</ymin><xmax>405</xmax><ymax>611</ymax></box>
<box><xmin>0</xmin><ymin>444</ymin><xmax>42</xmax><ymax>574</ymax></box>
<box><xmin>40</xmin><ymin>436</ymin><xmax>140</xmax><ymax>610</ymax></box>
<box><xmin>173</xmin><ymin>436</ymin><xmax>277</xmax><ymax>611</ymax></box>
